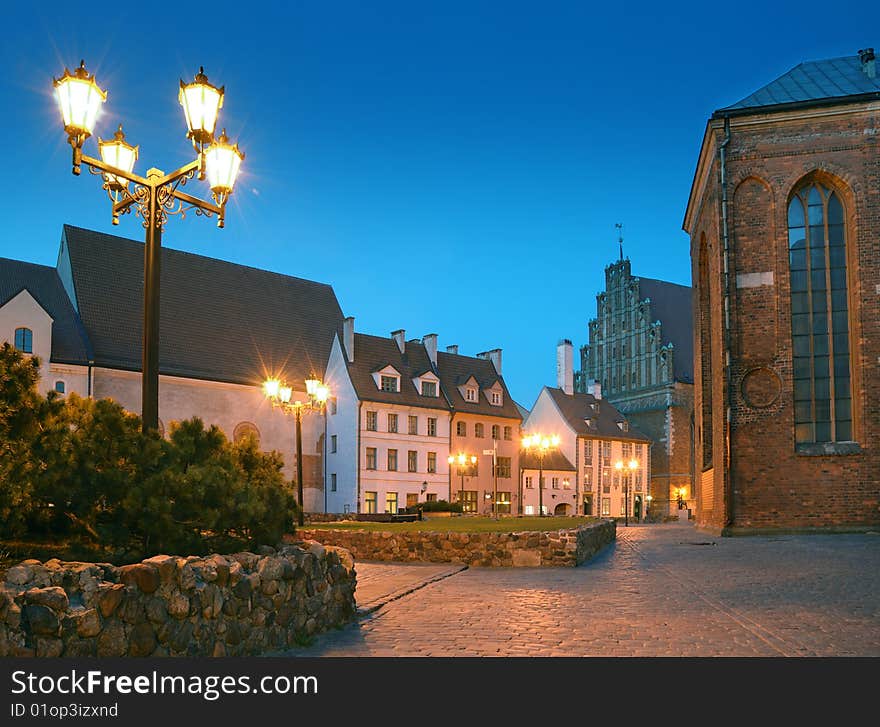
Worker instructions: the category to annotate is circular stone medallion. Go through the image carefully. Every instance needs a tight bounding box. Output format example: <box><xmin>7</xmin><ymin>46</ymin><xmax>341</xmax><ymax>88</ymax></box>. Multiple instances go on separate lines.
<box><xmin>741</xmin><ymin>367</ymin><xmax>782</xmax><ymax>408</ymax></box>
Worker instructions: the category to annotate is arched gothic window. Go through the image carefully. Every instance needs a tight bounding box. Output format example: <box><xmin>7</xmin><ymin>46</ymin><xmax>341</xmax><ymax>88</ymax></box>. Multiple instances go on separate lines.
<box><xmin>233</xmin><ymin>421</ymin><xmax>261</xmax><ymax>447</ymax></box>
<box><xmin>788</xmin><ymin>182</ymin><xmax>852</xmax><ymax>443</ymax></box>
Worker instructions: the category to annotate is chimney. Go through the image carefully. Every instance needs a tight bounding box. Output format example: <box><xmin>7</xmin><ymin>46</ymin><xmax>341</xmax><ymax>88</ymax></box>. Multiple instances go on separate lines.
<box><xmin>556</xmin><ymin>339</ymin><xmax>573</xmax><ymax>395</ymax></box>
<box><xmin>343</xmin><ymin>317</ymin><xmax>355</xmax><ymax>363</ymax></box>
<box><xmin>587</xmin><ymin>378</ymin><xmax>602</xmax><ymax>400</ymax></box>
<box><xmin>859</xmin><ymin>48</ymin><xmax>876</xmax><ymax>78</ymax></box>
<box><xmin>423</xmin><ymin>333</ymin><xmax>438</xmax><ymax>367</ymax></box>
<box><xmin>446</xmin><ymin>344</ymin><xmax>459</xmax><ymax>355</ymax></box>
<box><xmin>391</xmin><ymin>329</ymin><xmax>406</xmax><ymax>354</ymax></box>
<box><xmin>477</xmin><ymin>349</ymin><xmax>502</xmax><ymax>375</ymax></box>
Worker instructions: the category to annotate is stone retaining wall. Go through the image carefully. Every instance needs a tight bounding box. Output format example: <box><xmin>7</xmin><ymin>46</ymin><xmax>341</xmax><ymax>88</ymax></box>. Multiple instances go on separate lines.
<box><xmin>298</xmin><ymin>520</ymin><xmax>616</xmax><ymax>567</ymax></box>
<box><xmin>0</xmin><ymin>543</ymin><xmax>356</xmax><ymax>657</ymax></box>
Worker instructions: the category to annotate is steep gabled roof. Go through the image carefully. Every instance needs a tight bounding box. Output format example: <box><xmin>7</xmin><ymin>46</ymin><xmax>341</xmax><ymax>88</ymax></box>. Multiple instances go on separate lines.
<box><xmin>520</xmin><ymin>449</ymin><xmax>576</xmax><ymax>472</ymax></box>
<box><xmin>0</xmin><ymin>257</ymin><xmax>93</xmax><ymax>365</ymax></box>
<box><xmin>637</xmin><ymin>277</ymin><xmax>694</xmax><ymax>384</ymax></box>
<box><xmin>545</xmin><ymin>387</ymin><xmax>651</xmax><ymax>442</ymax></box>
<box><xmin>436</xmin><ymin>350</ymin><xmax>521</xmax><ymax>420</ymax></box>
<box><xmin>61</xmin><ymin>225</ymin><xmax>344</xmax><ymax>386</ymax></box>
<box><xmin>718</xmin><ymin>54</ymin><xmax>880</xmax><ymax>115</ymax></box>
<box><xmin>346</xmin><ymin>334</ymin><xmax>446</xmax><ymax>410</ymax></box>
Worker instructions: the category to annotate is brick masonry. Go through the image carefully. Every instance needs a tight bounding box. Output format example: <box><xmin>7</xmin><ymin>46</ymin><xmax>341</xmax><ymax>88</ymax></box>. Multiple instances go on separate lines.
<box><xmin>687</xmin><ymin>104</ymin><xmax>880</xmax><ymax>532</ymax></box>
<box><xmin>298</xmin><ymin>520</ymin><xmax>616</xmax><ymax>567</ymax></box>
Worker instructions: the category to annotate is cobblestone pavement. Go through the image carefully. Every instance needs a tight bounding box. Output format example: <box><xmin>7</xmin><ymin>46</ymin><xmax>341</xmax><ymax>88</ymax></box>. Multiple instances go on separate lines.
<box><xmin>353</xmin><ymin>562</ymin><xmax>467</xmax><ymax>613</ymax></box>
<box><xmin>288</xmin><ymin>523</ymin><xmax>880</xmax><ymax>656</ymax></box>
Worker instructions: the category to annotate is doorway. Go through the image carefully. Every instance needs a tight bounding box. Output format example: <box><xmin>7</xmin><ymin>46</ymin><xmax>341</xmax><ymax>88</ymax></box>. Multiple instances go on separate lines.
<box><xmin>582</xmin><ymin>495</ymin><xmax>593</xmax><ymax>516</ymax></box>
<box><xmin>633</xmin><ymin>495</ymin><xmax>642</xmax><ymax>521</ymax></box>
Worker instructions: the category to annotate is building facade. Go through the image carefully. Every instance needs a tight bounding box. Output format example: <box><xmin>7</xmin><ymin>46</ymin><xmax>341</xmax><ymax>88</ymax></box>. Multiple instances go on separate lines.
<box><xmin>526</xmin><ymin>341</ymin><xmax>652</xmax><ymax>520</ymax></box>
<box><xmin>323</xmin><ymin>322</ymin><xmax>521</xmax><ymax>514</ymax></box>
<box><xmin>575</xmin><ymin>259</ymin><xmax>694</xmax><ymax>515</ymax></box>
<box><xmin>684</xmin><ymin>49</ymin><xmax>880</xmax><ymax>533</ymax></box>
<box><xmin>1</xmin><ymin>225</ymin><xmax>345</xmax><ymax>512</ymax></box>
<box><xmin>520</xmin><ymin>450</ymin><xmax>577</xmax><ymax>516</ymax></box>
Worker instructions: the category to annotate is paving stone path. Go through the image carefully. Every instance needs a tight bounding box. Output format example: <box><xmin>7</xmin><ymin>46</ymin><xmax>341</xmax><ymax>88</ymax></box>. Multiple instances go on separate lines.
<box><xmin>287</xmin><ymin>523</ymin><xmax>880</xmax><ymax>656</ymax></box>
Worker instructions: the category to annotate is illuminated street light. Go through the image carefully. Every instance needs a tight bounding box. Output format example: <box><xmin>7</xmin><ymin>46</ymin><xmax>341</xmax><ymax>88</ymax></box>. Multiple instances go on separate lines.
<box><xmin>52</xmin><ymin>61</ymin><xmax>244</xmax><ymax>433</ymax></box>
<box><xmin>264</xmin><ymin>376</ymin><xmax>332</xmax><ymax>526</ymax></box>
<box><xmin>448</xmin><ymin>453</ymin><xmax>477</xmax><ymax>513</ymax></box>
<box><xmin>521</xmin><ymin>433</ymin><xmax>560</xmax><ymax>517</ymax></box>
<box><xmin>615</xmin><ymin>458</ymin><xmax>640</xmax><ymax>527</ymax></box>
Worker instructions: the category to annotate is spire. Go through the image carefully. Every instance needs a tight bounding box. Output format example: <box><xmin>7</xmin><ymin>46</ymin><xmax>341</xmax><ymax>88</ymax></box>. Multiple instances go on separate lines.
<box><xmin>615</xmin><ymin>222</ymin><xmax>624</xmax><ymax>260</ymax></box>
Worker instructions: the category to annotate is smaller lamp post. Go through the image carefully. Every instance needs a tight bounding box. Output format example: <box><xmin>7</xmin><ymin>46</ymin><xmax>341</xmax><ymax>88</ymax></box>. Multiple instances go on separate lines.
<box><xmin>614</xmin><ymin>458</ymin><xmax>640</xmax><ymax>526</ymax></box>
<box><xmin>645</xmin><ymin>494</ymin><xmax>653</xmax><ymax>521</ymax></box>
<box><xmin>264</xmin><ymin>376</ymin><xmax>331</xmax><ymax>526</ymax></box>
<box><xmin>448</xmin><ymin>453</ymin><xmax>477</xmax><ymax>513</ymax></box>
<box><xmin>521</xmin><ymin>434</ymin><xmax>560</xmax><ymax>517</ymax></box>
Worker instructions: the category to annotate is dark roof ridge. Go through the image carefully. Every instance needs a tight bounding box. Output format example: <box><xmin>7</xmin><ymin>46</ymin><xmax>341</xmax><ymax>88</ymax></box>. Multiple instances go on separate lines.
<box><xmin>61</xmin><ymin>224</ymin><xmax>336</xmax><ymax>290</ymax></box>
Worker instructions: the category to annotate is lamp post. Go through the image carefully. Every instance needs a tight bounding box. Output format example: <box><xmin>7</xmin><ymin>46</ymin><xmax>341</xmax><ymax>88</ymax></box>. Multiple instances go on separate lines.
<box><xmin>615</xmin><ymin>458</ymin><xmax>640</xmax><ymax>526</ymax></box>
<box><xmin>264</xmin><ymin>376</ymin><xmax>331</xmax><ymax>527</ymax></box>
<box><xmin>646</xmin><ymin>494</ymin><xmax>653</xmax><ymax>521</ymax></box>
<box><xmin>521</xmin><ymin>434</ymin><xmax>559</xmax><ymax>517</ymax></box>
<box><xmin>447</xmin><ymin>453</ymin><xmax>476</xmax><ymax>514</ymax></box>
<box><xmin>52</xmin><ymin>61</ymin><xmax>244</xmax><ymax>433</ymax></box>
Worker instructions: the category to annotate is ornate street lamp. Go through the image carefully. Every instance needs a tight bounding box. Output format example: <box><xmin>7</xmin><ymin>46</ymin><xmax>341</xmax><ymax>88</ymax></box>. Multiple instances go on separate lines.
<box><xmin>447</xmin><ymin>453</ymin><xmax>477</xmax><ymax>514</ymax></box>
<box><xmin>52</xmin><ymin>61</ymin><xmax>245</xmax><ymax>433</ymax></box>
<box><xmin>521</xmin><ymin>434</ymin><xmax>560</xmax><ymax>517</ymax></box>
<box><xmin>264</xmin><ymin>376</ymin><xmax>331</xmax><ymax>526</ymax></box>
<box><xmin>615</xmin><ymin>458</ymin><xmax>639</xmax><ymax>527</ymax></box>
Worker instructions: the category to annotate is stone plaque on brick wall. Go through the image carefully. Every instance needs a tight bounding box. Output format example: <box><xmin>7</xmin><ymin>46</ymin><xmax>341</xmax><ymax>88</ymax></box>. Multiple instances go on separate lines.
<box><xmin>741</xmin><ymin>367</ymin><xmax>782</xmax><ymax>409</ymax></box>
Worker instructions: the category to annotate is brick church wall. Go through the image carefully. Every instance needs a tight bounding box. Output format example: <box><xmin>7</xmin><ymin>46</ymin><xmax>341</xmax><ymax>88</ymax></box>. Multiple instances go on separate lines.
<box><xmin>689</xmin><ymin>107</ymin><xmax>880</xmax><ymax>532</ymax></box>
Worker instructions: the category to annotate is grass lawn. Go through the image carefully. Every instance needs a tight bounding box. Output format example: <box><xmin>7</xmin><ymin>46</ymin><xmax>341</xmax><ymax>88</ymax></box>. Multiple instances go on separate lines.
<box><xmin>303</xmin><ymin>516</ymin><xmax>597</xmax><ymax>533</ymax></box>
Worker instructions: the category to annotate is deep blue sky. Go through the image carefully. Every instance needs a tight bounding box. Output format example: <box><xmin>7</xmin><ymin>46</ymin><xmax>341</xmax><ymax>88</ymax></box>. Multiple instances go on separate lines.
<box><xmin>0</xmin><ymin>1</ymin><xmax>873</xmax><ymax>406</ymax></box>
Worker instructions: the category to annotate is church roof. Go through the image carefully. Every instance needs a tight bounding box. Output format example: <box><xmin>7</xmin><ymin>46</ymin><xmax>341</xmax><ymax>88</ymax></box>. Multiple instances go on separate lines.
<box><xmin>544</xmin><ymin>387</ymin><xmax>651</xmax><ymax>442</ymax></box>
<box><xmin>0</xmin><ymin>257</ymin><xmax>93</xmax><ymax>365</ymax></box>
<box><xmin>717</xmin><ymin>53</ymin><xmax>880</xmax><ymax>116</ymax></box>
<box><xmin>637</xmin><ymin>277</ymin><xmax>694</xmax><ymax>384</ymax></box>
<box><xmin>61</xmin><ymin>225</ymin><xmax>344</xmax><ymax>386</ymax></box>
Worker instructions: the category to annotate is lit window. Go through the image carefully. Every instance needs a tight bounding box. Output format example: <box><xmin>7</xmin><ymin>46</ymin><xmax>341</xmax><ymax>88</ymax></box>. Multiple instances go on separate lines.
<box><xmin>14</xmin><ymin>327</ymin><xmax>33</xmax><ymax>353</ymax></box>
<box><xmin>364</xmin><ymin>491</ymin><xmax>377</xmax><ymax>514</ymax></box>
<box><xmin>385</xmin><ymin>492</ymin><xmax>398</xmax><ymax>514</ymax></box>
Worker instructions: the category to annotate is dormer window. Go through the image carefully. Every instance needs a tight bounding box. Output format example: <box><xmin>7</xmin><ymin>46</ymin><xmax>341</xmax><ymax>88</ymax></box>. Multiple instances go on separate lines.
<box><xmin>380</xmin><ymin>375</ymin><xmax>399</xmax><ymax>392</ymax></box>
<box><xmin>14</xmin><ymin>327</ymin><xmax>33</xmax><ymax>353</ymax></box>
<box><xmin>491</xmin><ymin>391</ymin><xmax>502</xmax><ymax>406</ymax></box>
<box><xmin>466</xmin><ymin>388</ymin><xmax>477</xmax><ymax>402</ymax></box>
<box><xmin>617</xmin><ymin>421</ymin><xmax>629</xmax><ymax>432</ymax></box>
<box><xmin>585</xmin><ymin>418</ymin><xmax>594</xmax><ymax>428</ymax></box>
<box><xmin>421</xmin><ymin>381</ymin><xmax>437</xmax><ymax>397</ymax></box>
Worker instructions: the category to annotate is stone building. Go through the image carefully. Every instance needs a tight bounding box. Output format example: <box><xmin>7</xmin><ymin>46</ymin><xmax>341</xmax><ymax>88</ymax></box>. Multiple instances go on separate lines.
<box><xmin>322</xmin><ymin>321</ymin><xmax>521</xmax><ymax>514</ymax></box>
<box><xmin>574</xmin><ymin>258</ymin><xmax>694</xmax><ymax>516</ymax></box>
<box><xmin>526</xmin><ymin>341</ymin><xmax>652</xmax><ymax>520</ymax></box>
<box><xmin>683</xmin><ymin>49</ymin><xmax>880</xmax><ymax>533</ymax></box>
<box><xmin>0</xmin><ymin>224</ymin><xmax>345</xmax><ymax>512</ymax></box>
